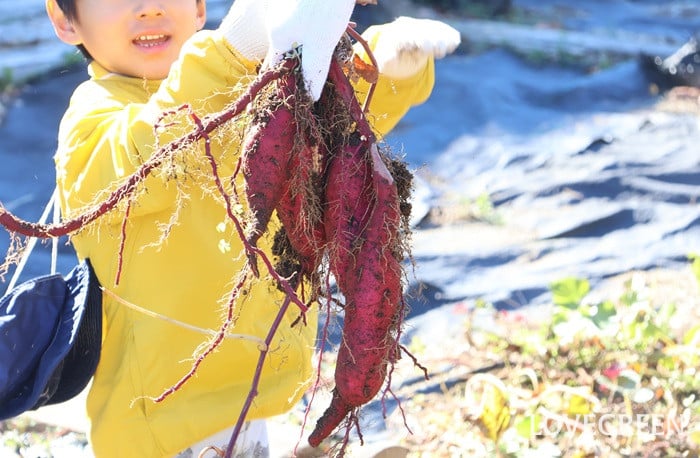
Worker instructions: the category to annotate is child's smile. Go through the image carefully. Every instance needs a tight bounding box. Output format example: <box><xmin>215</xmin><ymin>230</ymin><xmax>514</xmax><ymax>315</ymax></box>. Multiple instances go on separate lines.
<box><xmin>132</xmin><ymin>33</ymin><xmax>172</xmax><ymax>54</ymax></box>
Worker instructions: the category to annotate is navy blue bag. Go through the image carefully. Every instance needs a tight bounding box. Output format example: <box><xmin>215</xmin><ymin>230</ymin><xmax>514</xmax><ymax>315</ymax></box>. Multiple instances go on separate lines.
<box><xmin>0</xmin><ymin>259</ymin><xmax>102</xmax><ymax>419</ymax></box>
<box><xmin>0</xmin><ymin>241</ymin><xmax>102</xmax><ymax>422</ymax></box>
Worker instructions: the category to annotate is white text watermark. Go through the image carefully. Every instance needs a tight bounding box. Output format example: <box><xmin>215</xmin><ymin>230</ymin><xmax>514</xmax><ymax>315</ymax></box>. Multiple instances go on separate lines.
<box><xmin>529</xmin><ymin>412</ymin><xmax>694</xmax><ymax>439</ymax></box>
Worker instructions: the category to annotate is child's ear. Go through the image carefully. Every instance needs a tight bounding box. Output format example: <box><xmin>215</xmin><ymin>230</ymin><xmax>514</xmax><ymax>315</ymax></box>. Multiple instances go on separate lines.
<box><xmin>46</xmin><ymin>0</ymin><xmax>82</xmax><ymax>45</ymax></box>
<box><xmin>196</xmin><ymin>0</ymin><xmax>207</xmax><ymax>30</ymax></box>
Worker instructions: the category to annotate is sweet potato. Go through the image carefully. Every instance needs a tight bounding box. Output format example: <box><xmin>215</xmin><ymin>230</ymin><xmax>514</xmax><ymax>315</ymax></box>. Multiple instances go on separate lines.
<box><xmin>241</xmin><ymin>69</ymin><xmax>299</xmax><ymax>275</ymax></box>
<box><xmin>308</xmin><ymin>60</ymin><xmax>406</xmax><ymax>447</ymax></box>
<box><xmin>333</xmin><ymin>144</ymin><xmax>402</xmax><ymax>405</ymax></box>
<box><xmin>274</xmin><ymin>140</ymin><xmax>327</xmax><ymax>285</ymax></box>
<box><xmin>238</xmin><ymin>49</ymin><xmax>409</xmax><ymax>449</ymax></box>
<box><xmin>307</xmin><ymin>389</ymin><xmax>353</xmax><ymax>448</ymax></box>
<box><xmin>309</xmin><ymin>146</ymin><xmax>404</xmax><ymax>446</ymax></box>
<box><xmin>323</xmin><ymin>138</ymin><xmax>374</xmax><ymax>287</ymax></box>
<box><xmin>319</xmin><ymin>58</ymin><xmax>376</xmax><ymax>288</ymax></box>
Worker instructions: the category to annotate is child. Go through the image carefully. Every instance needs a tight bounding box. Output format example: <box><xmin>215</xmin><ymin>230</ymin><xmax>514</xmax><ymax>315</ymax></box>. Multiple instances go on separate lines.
<box><xmin>45</xmin><ymin>0</ymin><xmax>460</xmax><ymax>456</ymax></box>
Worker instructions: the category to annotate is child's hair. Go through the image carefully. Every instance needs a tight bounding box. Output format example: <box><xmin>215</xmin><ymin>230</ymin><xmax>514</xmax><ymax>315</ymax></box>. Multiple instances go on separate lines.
<box><xmin>55</xmin><ymin>0</ymin><xmax>92</xmax><ymax>60</ymax></box>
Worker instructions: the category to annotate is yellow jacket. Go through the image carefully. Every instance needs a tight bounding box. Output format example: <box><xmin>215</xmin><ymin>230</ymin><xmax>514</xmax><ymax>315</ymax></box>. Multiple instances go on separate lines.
<box><xmin>55</xmin><ymin>29</ymin><xmax>433</xmax><ymax>457</ymax></box>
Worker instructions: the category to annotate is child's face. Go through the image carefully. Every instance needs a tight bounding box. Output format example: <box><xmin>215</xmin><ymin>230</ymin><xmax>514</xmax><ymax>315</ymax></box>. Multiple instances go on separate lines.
<box><xmin>48</xmin><ymin>0</ymin><xmax>206</xmax><ymax>79</ymax></box>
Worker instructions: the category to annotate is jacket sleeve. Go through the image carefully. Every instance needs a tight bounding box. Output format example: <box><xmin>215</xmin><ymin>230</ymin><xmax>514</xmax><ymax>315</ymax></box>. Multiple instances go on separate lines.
<box><xmin>55</xmin><ymin>30</ymin><xmax>258</xmax><ymax>222</ymax></box>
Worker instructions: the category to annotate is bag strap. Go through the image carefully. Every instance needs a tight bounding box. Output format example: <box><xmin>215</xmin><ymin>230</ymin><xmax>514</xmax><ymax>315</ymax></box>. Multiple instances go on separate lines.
<box><xmin>6</xmin><ymin>188</ymin><xmax>60</xmax><ymax>291</ymax></box>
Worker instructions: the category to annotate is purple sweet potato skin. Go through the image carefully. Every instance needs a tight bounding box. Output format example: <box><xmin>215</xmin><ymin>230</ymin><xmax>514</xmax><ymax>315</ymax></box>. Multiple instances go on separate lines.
<box><xmin>242</xmin><ymin>72</ymin><xmax>298</xmax><ymax>254</ymax></box>
<box><xmin>334</xmin><ymin>150</ymin><xmax>401</xmax><ymax>406</ymax></box>
<box><xmin>308</xmin><ymin>59</ymin><xmax>405</xmax><ymax>446</ymax></box>
<box><xmin>242</xmin><ymin>54</ymin><xmax>408</xmax><ymax>448</ymax></box>
<box><xmin>275</xmin><ymin>141</ymin><xmax>327</xmax><ymax>279</ymax></box>
<box><xmin>307</xmin><ymin>389</ymin><xmax>353</xmax><ymax>448</ymax></box>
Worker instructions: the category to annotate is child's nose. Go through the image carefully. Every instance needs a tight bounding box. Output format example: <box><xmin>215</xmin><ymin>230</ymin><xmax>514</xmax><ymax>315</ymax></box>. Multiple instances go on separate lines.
<box><xmin>134</xmin><ymin>1</ymin><xmax>165</xmax><ymax>18</ymax></box>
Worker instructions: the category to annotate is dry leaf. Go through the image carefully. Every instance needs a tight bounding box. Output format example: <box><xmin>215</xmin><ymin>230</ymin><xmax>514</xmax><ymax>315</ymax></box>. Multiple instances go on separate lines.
<box><xmin>475</xmin><ymin>382</ymin><xmax>511</xmax><ymax>442</ymax></box>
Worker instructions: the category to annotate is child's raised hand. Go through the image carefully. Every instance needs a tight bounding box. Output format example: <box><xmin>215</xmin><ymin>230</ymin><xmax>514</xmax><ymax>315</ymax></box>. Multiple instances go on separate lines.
<box><xmin>369</xmin><ymin>17</ymin><xmax>462</xmax><ymax>79</ymax></box>
<box><xmin>264</xmin><ymin>0</ymin><xmax>356</xmax><ymax>101</ymax></box>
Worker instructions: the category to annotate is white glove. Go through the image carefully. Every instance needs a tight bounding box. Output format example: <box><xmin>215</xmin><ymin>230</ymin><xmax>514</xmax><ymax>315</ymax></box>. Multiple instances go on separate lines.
<box><xmin>369</xmin><ymin>17</ymin><xmax>461</xmax><ymax>80</ymax></box>
<box><xmin>264</xmin><ymin>0</ymin><xmax>356</xmax><ymax>101</ymax></box>
<box><xmin>218</xmin><ymin>0</ymin><xmax>269</xmax><ymax>62</ymax></box>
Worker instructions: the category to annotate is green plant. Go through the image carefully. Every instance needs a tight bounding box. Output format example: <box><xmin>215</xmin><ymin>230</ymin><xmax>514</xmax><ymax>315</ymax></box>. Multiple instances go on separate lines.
<box><xmin>0</xmin><ymin>68</ymin><xmax>15</xmax><ymax>94</ymax></box>
<box><xmin>461</xmin><ymin>266</ymin><xmax>700</xmax><ymax>456</ymax></box>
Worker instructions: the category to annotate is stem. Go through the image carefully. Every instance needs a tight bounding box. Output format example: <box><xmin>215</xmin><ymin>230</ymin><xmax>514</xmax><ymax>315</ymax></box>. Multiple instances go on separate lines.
<box><xmin>114</xmin><ymin>198</ymin><xmax>132</xmax><ymax>285</ymax></box>
<box><xmin>225</xmin><ymin>294</ymin><xmax>293</xmax><ymax>458</ymax></box>
<box><xmin>327</xmin><ymin>57</ymin><xmax>376</xmax><ymax>144</ymax></box>
<box><xmin>0</xmin><ymin>64</ymin><xmax>291</xmax><ymax>239</ymax></box>
<box><xmin>345</xmin><ymin>26</ymin><xmax>379</xmax><ymax>113</ymax></box>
